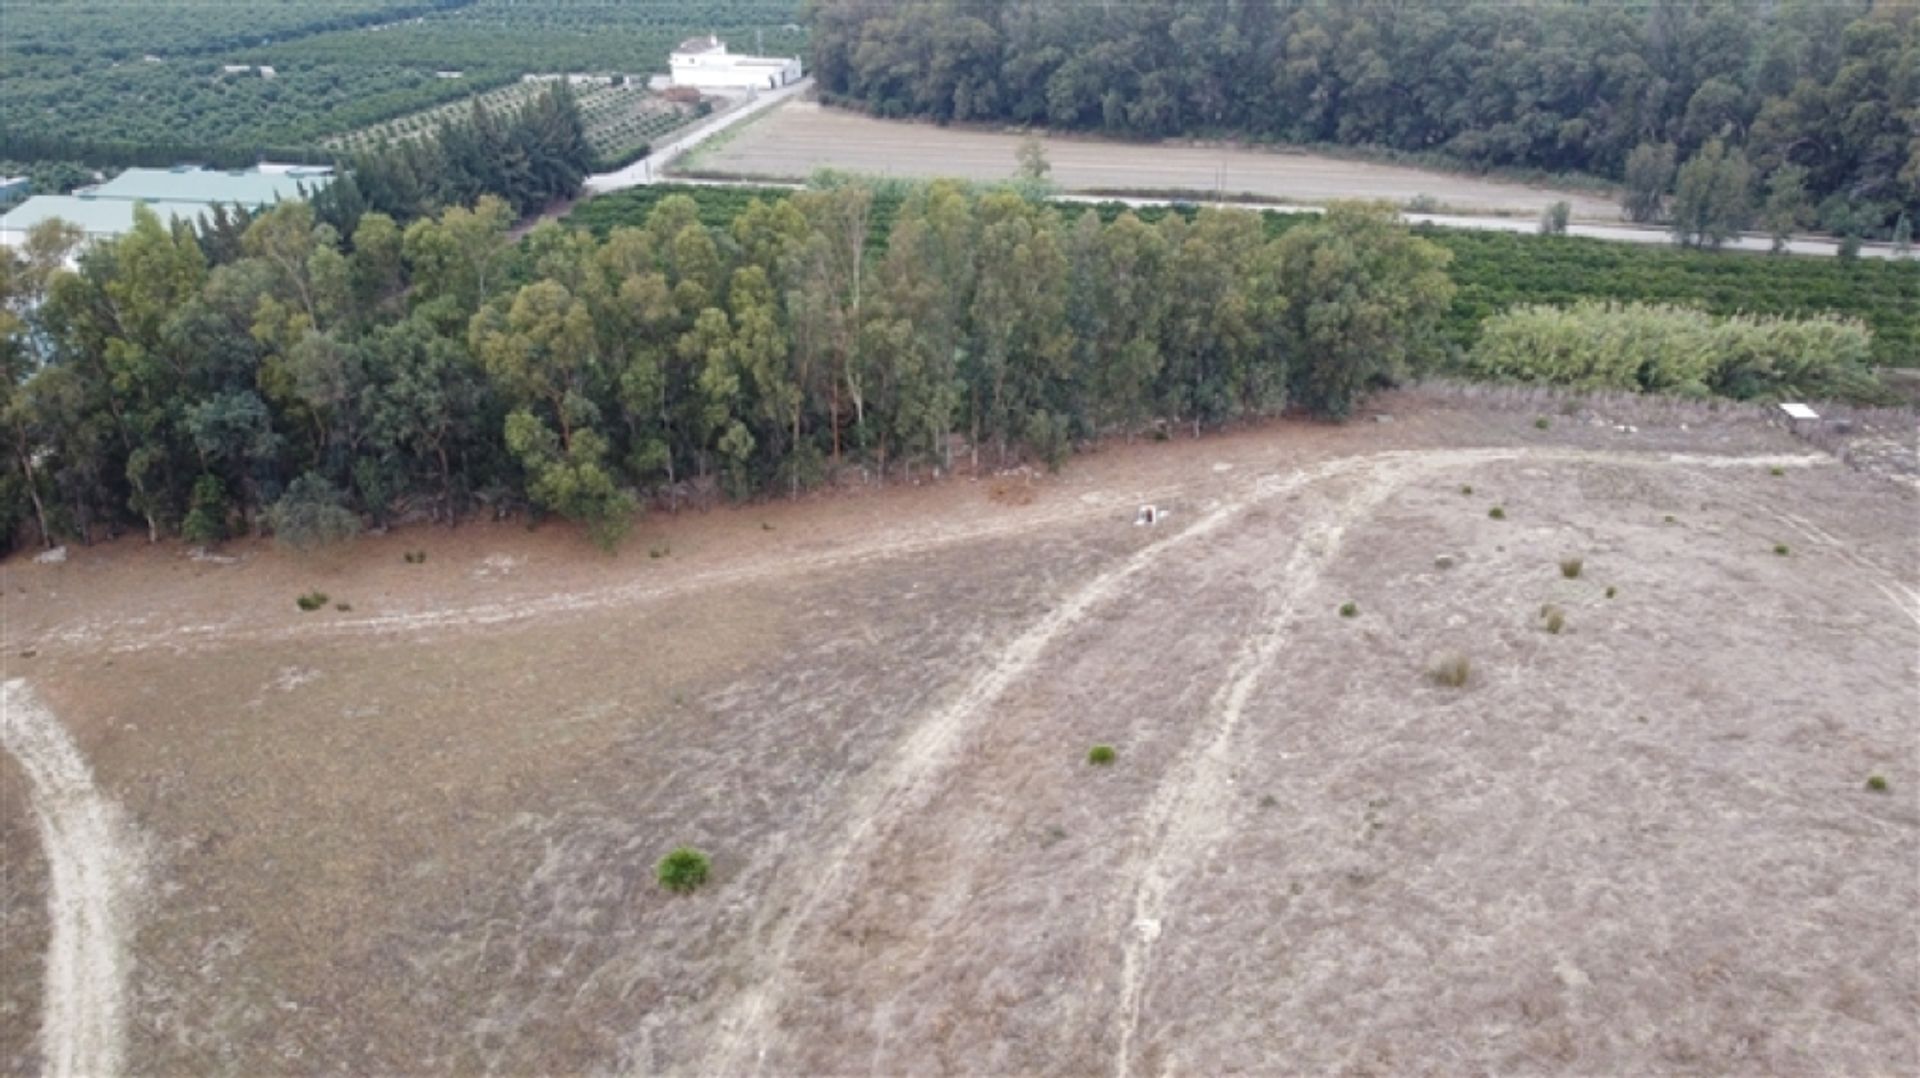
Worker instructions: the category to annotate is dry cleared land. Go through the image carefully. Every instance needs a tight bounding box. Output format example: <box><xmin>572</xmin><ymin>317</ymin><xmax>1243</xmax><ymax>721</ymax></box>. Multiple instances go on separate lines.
<box><xmin>687</xmin><ymin>101</ymin><xmax>1622</xmax><ymax>218</ymax></box>
<box><xmin>2</xmin><ymin>394</ymin><xmax>1916</xmax><ymax>1074</ymax></box>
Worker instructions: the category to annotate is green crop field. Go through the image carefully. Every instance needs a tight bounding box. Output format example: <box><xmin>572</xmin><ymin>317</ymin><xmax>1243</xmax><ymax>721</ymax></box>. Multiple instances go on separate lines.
<box><xmin>0</xmin><ymin>0</ymin><xmax>803</xmax><ymax>164</ymax></box>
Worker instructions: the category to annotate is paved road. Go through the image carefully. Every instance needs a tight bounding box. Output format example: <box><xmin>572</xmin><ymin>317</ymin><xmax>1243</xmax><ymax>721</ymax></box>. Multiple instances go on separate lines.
<box><xmin>1053</xmin><ymin>195</ymin><xmax>1914</xmax><ymax>262</ymax></box>
<box><xmin>583</xmin><ymin>77</ymin><xmax>814</xmax><ymax>194</ymax></box>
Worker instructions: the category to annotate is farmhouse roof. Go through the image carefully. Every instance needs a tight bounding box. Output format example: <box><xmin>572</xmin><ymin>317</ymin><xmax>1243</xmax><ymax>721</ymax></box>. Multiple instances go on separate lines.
<box><xmin>1</xmin><ymin>195</ymin><xmax>225</xmax><ymax>238</ymax></box>
<box><xmin>83</xmin><ymin>166</ymin><xmax>332</xmax><ymax>207</ymax></box>
<box><xmin>677</xmin><ymin>34</ymin><xmax>724</xmax><ymax>54</ymax></box>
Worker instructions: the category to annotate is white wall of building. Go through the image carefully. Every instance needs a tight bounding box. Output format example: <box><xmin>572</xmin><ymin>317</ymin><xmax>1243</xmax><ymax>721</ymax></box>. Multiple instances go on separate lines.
<box><xmin>669</xmin><ymin>40</ymin><xmax>802</xmax><ymax>92</ymax></box>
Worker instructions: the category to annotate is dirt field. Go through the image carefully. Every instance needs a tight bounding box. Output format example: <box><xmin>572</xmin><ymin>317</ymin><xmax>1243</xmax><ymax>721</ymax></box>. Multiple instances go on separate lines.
<box><xmin>2</xmin><ymin>391</ymin><xmax>1916</xmax><ymax>1075</ymax></box>
<box><xmin>686</xmin><ymin>101</ymin><xmax>1622</xmax><ymax>219</ymax></box>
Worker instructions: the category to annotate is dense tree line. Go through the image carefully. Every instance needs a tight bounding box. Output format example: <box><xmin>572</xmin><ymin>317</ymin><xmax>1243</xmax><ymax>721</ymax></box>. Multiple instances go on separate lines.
<box><xmin>0</xmin><ymin>184</ymin><xmax>1453</xmax><ymax>552</ymax></box>
<box><xmin>575</xmin><ymin>184</ymin><xmax>1920</xmax><ymax>368</ymax></box>
<box><xmin>312</xmin><ymin>82</ymin><xmax>594</xmax><ymax>227</ymax></box>
<box><xmin>807</xmin><ymin>0</ymin><xmax>1920</xmax><ymax>234</ymax></box>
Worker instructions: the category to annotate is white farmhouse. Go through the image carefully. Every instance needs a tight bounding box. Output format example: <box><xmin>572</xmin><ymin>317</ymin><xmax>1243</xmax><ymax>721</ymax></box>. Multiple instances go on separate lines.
<box><xmin>668</xmin><ymin>35</ymin><xmax>802</xmax><ymax>92</ymax></box>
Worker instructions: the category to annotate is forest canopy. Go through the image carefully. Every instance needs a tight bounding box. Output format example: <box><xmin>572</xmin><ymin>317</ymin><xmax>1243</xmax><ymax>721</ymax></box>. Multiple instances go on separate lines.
<box><xmin>1</xmin><ymin>184</ymin><xmax>1462</xmax><ymax>553</ymax></box>
<box><xmin>805</xmin><ymin>0</ymin><xmax>1920</xmax><ymax>234</ymax></box>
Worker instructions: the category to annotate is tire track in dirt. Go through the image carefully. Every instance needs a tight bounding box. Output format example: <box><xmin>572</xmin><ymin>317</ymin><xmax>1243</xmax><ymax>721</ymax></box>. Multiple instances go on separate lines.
<box><xmin>1106</xmin><ymin>450</ymin><xmax>1488</xmax><ymax>1077</ymax></box>
<box><xmin>693</xmin><ymin>457</ymin><xmax>1372</xmax><ymax>1075</ymax></box>
<box><xmin>17</xmin><ymin>475</ymin><xmax>1239</xmax><ymax>659</ymax></box>
<box><xmin>694</xmin><ymin>449</ymin><xmax>1525</xmax><ymax>1075</ymax></box>
<box><xmin>17</xmin><ymin>453</ymin><xmax>1834</xmax><ymax>660</ymax></box>
<box><xmin>1104</xmin><ymin>448</ymin><xmax>1849</xmax><ymax>1076</ymax></box>
<box><xmin>1</xmin><ymin>679</ymin><xmax>142</xmax><ymax>1078</ymax></box>
<box><xmin>1719</xmin><ymin>486</ymin><xmax>1920</xmax><ymax>627</ymax></box>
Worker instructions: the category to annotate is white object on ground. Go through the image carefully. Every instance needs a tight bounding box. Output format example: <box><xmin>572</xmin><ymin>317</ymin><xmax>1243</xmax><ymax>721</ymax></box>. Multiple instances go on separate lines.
<box><xmin>33</xmin><ymin>546</ymin><xmax>66</xmax><ymax>564</ymax></box>
<box><xmin>1779</xmin><ymin>402</ymin><xmax>1820</xmax><ymax>421</ymax></box>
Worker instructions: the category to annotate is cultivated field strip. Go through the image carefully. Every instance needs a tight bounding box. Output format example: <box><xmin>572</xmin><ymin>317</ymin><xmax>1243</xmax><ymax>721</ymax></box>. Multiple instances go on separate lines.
<box><xmin>0</xmin><ymin>679</ymin><xmax>143</xmax><ymax>1078</ymax></box>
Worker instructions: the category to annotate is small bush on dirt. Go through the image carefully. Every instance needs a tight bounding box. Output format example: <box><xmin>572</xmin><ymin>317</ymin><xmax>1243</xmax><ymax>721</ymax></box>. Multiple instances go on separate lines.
<box><xmin>269</xmin><ymin>473</ymin><xmax>361</xmax><ymax>551</ymax></box>
<box><xmin>1535</xmin><ymin>417</ymin><xmax>1551</xmax><ymax>430</ymax></box>
<box><xmin>657</xmin><ymin>847</ymin><xmax>711</xmax><ymax>893</ymax></box>
<box><xmin>1488</xmin><ymin>506</ymin><xmax>1506</xmax><ymax>520</ymax></box>
<box><xmin>1339</xmin><ymin>602</ymin><xmax>1358</xmax><ymax>618</ymax></box>
<box><xmin>1663</xmin><ymin>514</ymin><xmax>1677</xmax><ymax>524</ymax></box>
<box><xmin>1428</xmin><ymin>653</ymin><xmax>1471</xmax><ymax>687</ymax></box>
<box><xmin>1866</xmin><ymin>775</ymin><xmax>1889</xmax><ymax>793</ymax></box>
<box><xmin>1460</xmin><ymin>484</ymin><xmax>1473</xmax><ymax>495</ymax></box>
<box><xmin>1770</xmin><ymin>466</ymin><xmax>1785</xmax><ymax>477</ymax></box>
<box><xmin>295</xmin><ymin>590</ymin><xmax>329</xmax><ymax>612</ymax></box>
<box><xmin>403</xmin><ymin>550</ymin><xmax>428</xmax><ymax>564</ymax></box>
<box><xmin>1605</xmin><ymin>585</ymin><xmax>1617</xmax><ymax>599</ymax></box>
<box><xmin>1087</xmin><ymin>744</ymin><xmax>1117</xmax><ymax>766</ymax></box>
<box><xmin>334</xmin><ymin>602</ymin><xmax>351</xmax><ymax>612</ymax></box>
<box><xmin>1542</xmin><ymin>605</ymin><xmax>1567</xmax><ymax>634</ymax></box>
<box><xmin>1774</xmin><ymin>543</ymin><xmax>1791</xmax><ymax>556</ymax></box>
<box><xmin>1559</xmin><ymin>557</ymin><xmax>1583</xmax><ymax>578</ymax></box>
<box><xmin>649</xmin><ymin>544</ymin><xmax>670</xmax><ymax>559</ymax></box>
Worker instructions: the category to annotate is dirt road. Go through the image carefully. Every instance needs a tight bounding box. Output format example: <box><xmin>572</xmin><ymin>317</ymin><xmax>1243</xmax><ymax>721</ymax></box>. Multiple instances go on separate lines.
<box><xmin>1</xmin><ymin>679</ymin><xmax>141</xmax><ymax>1078</ymax></box>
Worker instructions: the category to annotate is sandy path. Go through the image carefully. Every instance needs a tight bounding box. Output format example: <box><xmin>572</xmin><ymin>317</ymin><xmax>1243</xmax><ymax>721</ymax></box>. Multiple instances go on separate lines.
<box><xmin>694</xmin><ymin>472</ymin><xmax>1279</xmax><ymax>1074</ymax></box>
<box><xmin>1</xmin><ymin>679</ymin><xmax>141</xmax><ymax>1078</ymax></box>
<box><xmin>15</xmin><ymin>452</ymin><xmax>1837</xmax><ymax>663</ymax></box>
<box><xmin>1105</xmin><ymin>448</ymin><xmax>1863</xmax><ymax>1074</ymax></box>
<box><xmin>1109</xmin><ymin>452</ymin><xmax>1453</xmax><ymax>1074</ymax></box>
<box><xmin>697</xmin><ymin>448</ymin><xmax>1540</xmax><ymax>1072</ymax></box>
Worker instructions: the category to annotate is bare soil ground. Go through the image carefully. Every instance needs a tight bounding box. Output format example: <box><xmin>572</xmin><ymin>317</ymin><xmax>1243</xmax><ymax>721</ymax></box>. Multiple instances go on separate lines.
<box><xmin>2</xmin><ymin>392</ymin><xmax>1915</xmax><ymax>1075</ymax></box>
<box><xmin>686</xmin><ymin>101</ymin><xmax>1622</xmax><ymax>219</ymax></box>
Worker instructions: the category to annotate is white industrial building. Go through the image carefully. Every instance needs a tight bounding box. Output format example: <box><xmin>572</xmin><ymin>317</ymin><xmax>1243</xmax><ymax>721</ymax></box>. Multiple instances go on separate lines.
<box><xmin>668</xmin><ymin>35</ymin><xmax>802</xmax><ymax>92</ymax></box>
<box><xmin>0</xmin><ymin>165</ymin><xmax>332</xmax><ymax>254</ymax></box>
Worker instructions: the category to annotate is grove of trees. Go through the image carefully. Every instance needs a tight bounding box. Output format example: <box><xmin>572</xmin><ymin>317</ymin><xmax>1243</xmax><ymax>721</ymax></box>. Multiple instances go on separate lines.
<box><xmin>1</xmin><ymin>184</ymin><xmax>1456</xmax><ymax>552</ymax></box>
<box><xmin>806</xmin><ymin>0</ymin><xmax>1920</xmax><ymax>235</ymax></box>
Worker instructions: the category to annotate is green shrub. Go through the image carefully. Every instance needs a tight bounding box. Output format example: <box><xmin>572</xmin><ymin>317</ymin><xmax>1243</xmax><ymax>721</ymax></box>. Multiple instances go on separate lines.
<box><xmin>181</xmin><ymin>474</ymin><xmax>231</xmax><ymax>545</ymax></box>
<box><xmin>295</xmin><ymin>590</ymin><xmax>329</xmax><ymax>612</ymax></box>
<box><xmin>1459</xmin><ymin>484</ymin><xmax>1473</xmax><ymax>495</ymax></box>
<box><xmin>1542</xmin><ymin>605</ymin><xmax>1566</xmax><ymax>634</ymax></box>
<box><xmin>1559</xmin><ymin>557</ymin><xmax>1583</xmax><ymax>578</ymax></box>
<box><xmin>1339</xmin><ymin>601</ymin><xmax>1358</xmax><ymax>617</ymax></box>
<box><xmin>334</xmin><ymin>602</ymin><xmax>351</xmax><ymax>612</ymax></box>
<box><xmin>1866</xmin><ymin>775</ymin><xmax>1889</xmax><ymax>793</ymax></box>
<box><xmin>1462</xmin><ymin>300</ymin><xmax>1882</xmax><ymax>403</ymax></box>
<box><xmin>1774</xmin><ymin>543</ymin><xmax>1791</xmax><ymax>556</ymax></box>
<box><xmin>1605</xmin><ymin>585</ymin><xmax>1617</xmax><ymax>599</ymax></box>
<box><xmin>1488</xmin><ymin>506</ymin><xmax>1506</xmax><ymax>520</ymax></box>
<box><xmin>649</xmin><ymin>545</ymin><xmax>670</xmax><ymax>559</ymax></box>
<box><xmin>1534</xmin><ymin>417</ymin><xmax>1550</xmax><ymax>430</ymax></box>
<box><xmin>1769</xmin><ymin>466</ymin><xmax>1785</xmax><ymax>477</ymax></box>
<box><xmin>403</xmin><ymin>550</ymin><xmax>428</xmax><ymax>564</ymax></box>
<box><xmin>656</xmin><ymin>847</ymin><xmax>711</xmax><ymax>892</ymax></box>
<box><xmin>1428</xmin><ymin>653</ymin><xmax>1471</xmax><ymax>687</ymax></box>
<box><xmin>269</xmin><ymin>473</ymin><xmax>361</xmax><ymax>551</ymax></box>
<box><xmin>1087</xmin><ymin>744</ymin><xmax>1117</xmax><ymax>766</ymax></box>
